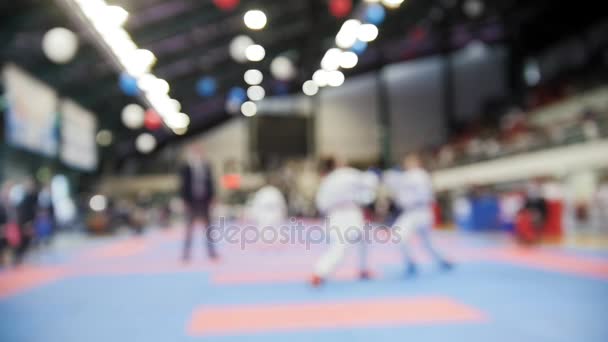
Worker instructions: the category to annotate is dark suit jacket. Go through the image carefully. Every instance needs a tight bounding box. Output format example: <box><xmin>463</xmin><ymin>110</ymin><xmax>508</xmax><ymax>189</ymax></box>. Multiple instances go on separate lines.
<box><xmin>18</xmin><ymin>191</ymin><xmax>38</xmax><ymax>226</ymax></box>
<box><xmin>180</xmin><ymin>162</ymin><xmax>215</xmax><ymax>205</ymax></box>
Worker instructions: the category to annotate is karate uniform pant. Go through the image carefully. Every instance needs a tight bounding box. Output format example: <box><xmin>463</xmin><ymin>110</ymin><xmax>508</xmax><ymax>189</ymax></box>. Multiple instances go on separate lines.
<box><xmin>255</xmin><ymin>209</ymin><xmax>286</xmax><ymax>229</ymax></box>
<box><xmin>314</xmin><ymin>206</ymin><xmax>367</xmax><ymax>278</ymax></box>
<box><xmin>393</xmin><ymin>207</ymin><xmax>447</xmax><ymax>265</ymax></box>
<box><xmin>183</xmin><ymin>201</ymin><xmax>216</xmax><ymax>260</ymax></box>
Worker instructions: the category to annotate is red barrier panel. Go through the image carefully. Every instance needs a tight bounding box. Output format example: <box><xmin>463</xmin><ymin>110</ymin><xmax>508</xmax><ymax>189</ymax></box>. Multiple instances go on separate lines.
<box><xmin>543</xmin><ymin>200</ymin><xmax>563</xmax><ymax>238</ymax></box>
<box><xmin>221</xmin><ymin>173</ymin><xmax>241</xmax><ymax>190</ymax></box>
<box><xmin>433</xmin><ymin>202</ymin><xmax>442</xmax><ymax>228</ymax></box>
<box><xmin>515</xmin><ymin>210</ymin><xmax>538</xmax><ymax>243</ymax></box>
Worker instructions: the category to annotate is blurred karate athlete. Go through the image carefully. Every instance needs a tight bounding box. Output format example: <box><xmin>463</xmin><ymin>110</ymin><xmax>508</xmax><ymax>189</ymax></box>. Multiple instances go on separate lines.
<box><xmin>311</xmin><ymin>157</ymin><xmax>378</xmax><ymax>287</ymax></box>
<box><xmin>385</xmin><ymin>153</ymin><xmax>453</xmax><ymax>276</ymax></box>
<box><xmin>249</xmin><ymin>184</ymin><xmax>287</xmax><ymax>229</ymax></box>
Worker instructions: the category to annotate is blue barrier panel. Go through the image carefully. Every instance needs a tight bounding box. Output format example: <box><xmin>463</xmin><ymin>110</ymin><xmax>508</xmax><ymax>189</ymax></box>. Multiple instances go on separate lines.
<box><xmin>471</xmin><ymin>195</ymin><xmax>500</xmax><ymax>230</ymax></box>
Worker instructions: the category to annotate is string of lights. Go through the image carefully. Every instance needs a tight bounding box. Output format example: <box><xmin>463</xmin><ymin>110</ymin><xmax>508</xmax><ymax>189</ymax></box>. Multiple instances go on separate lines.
<box><xmin>65</xmin><ymin>0</ymin><xmax>190</xmax><ymax>138</ymax></box>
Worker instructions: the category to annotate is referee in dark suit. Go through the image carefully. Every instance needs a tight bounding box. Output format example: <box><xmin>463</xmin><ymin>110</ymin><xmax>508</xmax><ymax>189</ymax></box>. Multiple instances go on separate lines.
<box><xmin>180</xmin><ymin>145</ymin><xmax>217</xmax><ymax>261</ymax></box>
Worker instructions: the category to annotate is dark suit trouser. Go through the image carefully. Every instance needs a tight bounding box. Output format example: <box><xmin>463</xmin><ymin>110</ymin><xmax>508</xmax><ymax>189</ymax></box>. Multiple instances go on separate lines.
<box><xmin>183</xmin><ymin>201</ymin><xmax>217</xmax><ymax>260</ymax></box>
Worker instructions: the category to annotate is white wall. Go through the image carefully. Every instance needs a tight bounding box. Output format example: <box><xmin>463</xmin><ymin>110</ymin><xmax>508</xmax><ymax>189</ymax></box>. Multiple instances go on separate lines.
<box><xmin>100</xmin><ymin>119</ymin><xmax>250</xmax><ymax>196</ymax></box>
<box><xmin>565</xmin><ymin>170</ymin><xmax>599</xmax><ymax>203</ymax></box>
<box><xmin>383</xmin><ymin>56</ymin><xmax>447</xmax><ymax>161</ymax></box>
<box><xmin>191</xmin><ymin>118</ymin><xmax>249</xmax><ymax>176</ymax></box>
<box><xmin>230</xmin><ymin>45</ymin><xmax>506</xmax><ymax>165</ymax></box>
<box><xmin>383</xmin><ymin>46</ymin><xmax>506</xmax><ymax>161</ymax></box>
<box><xmin>432</xmin><ymin>140</ymin><xmax>608</xmax><ymax>191</ymax></box>
<box><xmin>316</xmin><ymin>73</ymin><xmax>381</xmax><ymax>162</ymax></box>
<box><xmin>99</xmin><ymin>174</ymin><xmax>179</xmax><ymax>196</ymax></box>
<box><xmin>451</xmin><ymin>45</ymin><xmax>507</xmax><ymax>121</ymax></box>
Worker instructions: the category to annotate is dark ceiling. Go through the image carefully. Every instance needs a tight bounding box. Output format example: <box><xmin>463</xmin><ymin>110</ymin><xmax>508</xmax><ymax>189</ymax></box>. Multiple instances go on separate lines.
<box><xmin>1</xmin><ymin>0</ymin><xmax>607</xmax><ymax>165</ymax></box>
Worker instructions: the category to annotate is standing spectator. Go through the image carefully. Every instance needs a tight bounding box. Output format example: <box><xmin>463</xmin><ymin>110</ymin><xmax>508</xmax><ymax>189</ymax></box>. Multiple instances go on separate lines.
<box><xmin>0</xmin><ymin>181</ymin><xmax>10</xmax><ymax>265</ymax></box>
<box><xmin>524</xmin><ymin>179</ymin><xmax>548</xmax><ymax>231</ymax></box>
<box><xmin>581</xmin><ymin>108</ymin><xmax>600</xmax><ymax>140</ymax></box>
<box><xmin>593</xmin><ymin>175</ymin><xmax>608</xmax><ymax>233</ymax></box>
<box><xmin>180</xmin><ymin>144</ymin><xmax>217</xmax><ymax>262</ymax></box>
<box><xmin>14</xmin><ymin>179</ymin><xmax>38</xmax><ymax>265</ymax></box>
<box><xmin>34</xmin><ymin>184</ymin><xmax>55</xmax><ymax>246</ymax></box>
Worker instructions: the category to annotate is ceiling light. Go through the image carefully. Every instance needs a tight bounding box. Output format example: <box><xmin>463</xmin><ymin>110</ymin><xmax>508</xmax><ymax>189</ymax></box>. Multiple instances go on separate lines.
<box><xmin>313</xmin><ymin>69</ymin><xmax>330</xmax><ymax>87</ymax></box>
<box><xmin>336</xmin><ymin>19</ymin><xmax>361</xmax><ymax>49</ymax></box>
<box><xmin>92</xmin><ymin>5</ymin><xmax>129</xmax><ymax>32</ymax></box>
<box><xmin>244</xmin><ymin>69</ymin><xmax>264</xmax><ymax>85</ymax></box>
<box><xmin>358</xmin><ymin>24</ymin><xmax>379</xmax><ymax>42</ymax></box>
<box><xmin>121</xmin><ymin>104</ymin><xmax>145</xmax><ymax>129</ymax></box>
<box><xmin>170</xmin><ymin>99</ymin><xmax>181</xmax><ymax>112</ymax></box>
<box><xmin>270</xmin><ymin>56</ymin><xmax>297</xmax><ymax>81</ymax></box>
<box><xmin>96</xmin><ymin>130</ymin><xmax>113</xmax><ymax>146</ymax></box>
<box><xmin>321</xmin><ymin>48</ymin><xmax>343</xmax><ymax>71</ymax></box>
<box><xmin>229</xmin><ymin>35</ymin><xmax>254</xmax><ymax>63</ymax></box>
<box><xmin>327</xmin><ymin>70</ymin><xmax>345</xmax><ymax>87</ymax></box>
<box><xmin>339</xmin><ymin>51</ymin><xmax>358</xmax><ymax>69</ymax></box>
<box><xmin>141</xmin><ymin>77</ymin><xmax>169</xmax><ymax>95</ymax></box>
<box><xmin>245</xmin><ymin>44</ymin><xmax>265</xmax><ymax>62</ymax></box>
<box><xmin>244</xmin><ymin>10</ymin><xmax>267</xmax><ymax>30</ymax></box>
<box><xmin>381</xmin><ymin>0</ymin><xmax>405</xmax><ymax>9</ymax></box>
<box><xmin>302</xmin><ymin>80</ymin><xmax>319</xmax><ymax>96</ymax></box>
<box><xmin>135</xmin><ymin>133</ymin><xmax>157</xmax><ymax>154</ymax></box>
<box><xmin>241</xmin><ymin>101</ymin><xmax>258</xmax><ymax>117</ymax></box>
<box><xmin>247</xmin><ymin>86</ymin><xmax>266</xmax><ymax>101</ymax></box>
<box><xmin>122</xmin><ymin>49</ymin><xmax>156</xmax><ymax>77</ymax></box>
<box><xmin>166</xmin><ymin>112</ymin><xmax>190</xmax><ymax>130</ymax></box>
<box><xmin>173</xmin><ymin>127</ymin><xmax>188</xmax><ymax>135</ymax></box>
<box><xmin>463</xmin><ymin>0</ymin><xmax>484</xmax><ymax>18</ymax></box>
<box><xmin>89</xmin><ymin>194</ymin><xmax>107</xmax><ymax>212</ymax></box>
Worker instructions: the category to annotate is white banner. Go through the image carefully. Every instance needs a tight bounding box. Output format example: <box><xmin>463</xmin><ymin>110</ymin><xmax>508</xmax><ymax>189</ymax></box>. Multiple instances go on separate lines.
<box><xmin>59</xmin><ymin>99</ymin><xmax>98</xmax><ymax>171</ymax></box>
<box><xmin>3</xmin><ymin>63</ymin><xmax>58</xmax><ymax>156</ymax></box>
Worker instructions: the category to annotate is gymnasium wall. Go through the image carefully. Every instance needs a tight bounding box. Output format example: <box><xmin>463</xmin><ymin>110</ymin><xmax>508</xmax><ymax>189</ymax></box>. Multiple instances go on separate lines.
<box><xmin>187</xmin><ymin>46</ymin><xmax>507</xmax><ymax>167</ymax></box>
<box><xmin>315</xmin><ymin>45</ymin><xmax>507</xmax><ymax>164</ymax></box>
<box><xmin>316</xmin><ymin>73</ymin><xmax>381</xmax><ymax>163</ymax></box>
<box><xmin>383</xmin><ymin>56</ymin><xmax>447</xmax><ymax>161</ymax></box>
<box><xmin>190</xmin><ymin>118</ymin><xmax>249</xmax><ymax>175</ymax></box>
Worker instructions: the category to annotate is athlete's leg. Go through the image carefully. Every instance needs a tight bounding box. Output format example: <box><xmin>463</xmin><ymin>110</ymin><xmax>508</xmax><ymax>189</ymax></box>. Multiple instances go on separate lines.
<box><xmin>314</xmin><ymin>231</ymin><xmax>348</xmax><ymax>278</ymax></box>
<box><xmin>393</xmin><ymin>212</ymin><xmax>418</xmax><ymax>276</ymax></box>
<box><xmin>358</xmin><ymin>227</ymin><xmax>370</xmax><ymax>279</ymax></box>
<box><xmin>182</xmin><ymin>207</ymin><xmax>195</xmax><ymax>261</ymax></box>
<box><xmin>416</xmin><ymin>209</ymin><xmax>453</xmax><ymax>270</ymax></box>
<box><xmin>312</xmin><ymin>208</ymin><xmax>363</xmax><ymax>284</ymax></box>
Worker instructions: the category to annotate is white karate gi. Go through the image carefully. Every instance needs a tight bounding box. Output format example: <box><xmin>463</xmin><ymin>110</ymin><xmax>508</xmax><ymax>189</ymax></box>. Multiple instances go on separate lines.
<box><xmin>313</xmin><ymin>168</ymin><xmax>378</xmax><ymax>278</ymax></box>
<box><xmin>385</xmin><ymin>167</ymin><xmax>449</xmax><ymax>268</ymax></box>
<box><xmin>250</xmin><ymin>185</ymin><xmax>287</xmax><ymax>228</ymax></box>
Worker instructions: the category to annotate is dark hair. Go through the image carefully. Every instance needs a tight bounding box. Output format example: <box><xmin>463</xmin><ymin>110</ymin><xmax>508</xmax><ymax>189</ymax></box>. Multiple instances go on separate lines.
<box><xmin>319</xmin><ymin>157</ymin><xmax>336</xmax><ymax>174</ymax></box>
